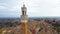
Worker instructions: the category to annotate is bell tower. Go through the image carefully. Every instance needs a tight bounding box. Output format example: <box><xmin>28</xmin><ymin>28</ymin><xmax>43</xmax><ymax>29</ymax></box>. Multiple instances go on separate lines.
<box><xmin>20</xmin><ymin>4</ymin><xmax>28</xmax><ymax>34</ymax></box>
<box><xmin>20</xmin><ymin>4</ymin><xmax>28</xmax><ymax>23</ymax></box>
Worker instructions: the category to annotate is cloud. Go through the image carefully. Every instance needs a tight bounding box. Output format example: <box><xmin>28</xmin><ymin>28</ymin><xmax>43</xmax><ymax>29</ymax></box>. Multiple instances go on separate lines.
<box><xmin>0</xmin><ymin>6</ymin><xmax>7</xmax><ymax>9</ymax></box>
<box><xmin>0</xmin><ymin>0</ymin><xmax>60</xmax><ymax>17</ymax></box>
<box><xmin>27</xmin><ymin>0</ymin><xmax>57</xmax><ymax>17</ymax></box>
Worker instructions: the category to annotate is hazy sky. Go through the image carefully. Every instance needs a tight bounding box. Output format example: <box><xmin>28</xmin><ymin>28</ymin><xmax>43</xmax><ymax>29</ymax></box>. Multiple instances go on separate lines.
<box><xmin>0</xmin><ymin>0</ymin><xmax>60</xmax><ymax>18</ymax></box>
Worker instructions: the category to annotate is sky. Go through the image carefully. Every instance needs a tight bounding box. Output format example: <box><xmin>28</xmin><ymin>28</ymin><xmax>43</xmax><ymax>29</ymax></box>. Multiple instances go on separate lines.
<box><xmin>0</xmin><ymin>0</ymin><xmax>60</xmax><ymax>18</ymax></box>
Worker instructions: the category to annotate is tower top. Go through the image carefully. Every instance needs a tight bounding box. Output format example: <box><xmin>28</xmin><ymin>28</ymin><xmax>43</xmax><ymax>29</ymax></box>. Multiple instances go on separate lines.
<box><xmin>22</xmin><ymin>1</ymin><xmax>26</xmax><ymax>8</ymax></box>
<box><xmin>23</xmin><ymin>1</ymin><xmax>25</xmax><ymax>7</ymax></box>
<box><xmin>23</xmin><ymin>4</ymin><xmax>25</xmax><ymax>7</ymax></box>
<box><xmin>22</xmin><ymin>4</ymin><xmax>26</xmax><ymax>9</ymax></box>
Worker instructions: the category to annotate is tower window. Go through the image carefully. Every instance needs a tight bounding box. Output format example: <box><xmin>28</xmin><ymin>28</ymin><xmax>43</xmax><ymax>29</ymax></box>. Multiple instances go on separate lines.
<box><xmin>22</xmin><ymin>11</ymin><xmax>24</xmax><ymax>15</ymax></box>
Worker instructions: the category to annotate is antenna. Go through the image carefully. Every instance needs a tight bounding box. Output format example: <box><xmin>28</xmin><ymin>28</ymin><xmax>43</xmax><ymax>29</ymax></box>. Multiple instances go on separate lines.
<box><xmin>23</xmin><ymin>1</ymin><xmax>25</xmax><ymax>7</ymax></box>
<box><xmin>23</xmin><ymin>0</ymin><xmax>25</xmax><ymax>5</ymax></box>
<box><xmin>23</xmin><ymin>2</ymin><xmax>24</xmax><ymax>4</ymax></box>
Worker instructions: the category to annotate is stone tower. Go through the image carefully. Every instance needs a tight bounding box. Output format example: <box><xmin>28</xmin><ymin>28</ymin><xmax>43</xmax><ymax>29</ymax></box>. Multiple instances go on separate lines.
<box><xmin>20</xmin><ymin>4</ymin><xmax>28</xmax><ymax>34</ymax></box>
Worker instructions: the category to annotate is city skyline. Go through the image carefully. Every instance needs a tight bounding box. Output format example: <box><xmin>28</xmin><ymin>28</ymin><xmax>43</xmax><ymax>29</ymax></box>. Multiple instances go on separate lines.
<box><xmin>0</xmin><ymin>0</ymin><xmax>60</xmax><ymax>18</ymax></box>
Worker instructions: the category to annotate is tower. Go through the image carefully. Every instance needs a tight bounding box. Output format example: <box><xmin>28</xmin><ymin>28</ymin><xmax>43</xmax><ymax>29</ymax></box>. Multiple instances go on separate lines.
<box><xmin>20</xmin><ymin>4</ymin><xmax>28</xmax><ymax>34</ymax></box>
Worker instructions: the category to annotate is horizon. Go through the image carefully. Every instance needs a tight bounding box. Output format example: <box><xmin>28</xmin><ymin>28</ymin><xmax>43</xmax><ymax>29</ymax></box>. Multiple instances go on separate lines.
<box><xmin>0</xmin><ymin>16</ymin><xmax>60</xmax><ymax>18</ymax></box>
